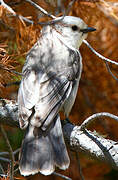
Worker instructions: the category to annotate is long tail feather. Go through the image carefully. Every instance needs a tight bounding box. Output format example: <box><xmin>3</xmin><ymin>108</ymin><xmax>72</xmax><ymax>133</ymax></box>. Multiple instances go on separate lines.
<box><xmin>19</xmin><ymin>115</ymin><xmax>70</xmax><ymax>176</ymax></box>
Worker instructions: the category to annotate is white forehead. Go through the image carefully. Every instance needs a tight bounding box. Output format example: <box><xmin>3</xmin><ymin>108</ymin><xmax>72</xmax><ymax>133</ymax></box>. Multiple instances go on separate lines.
<box><xmin>62</xmin><ymin>16</ymin><xmax>86</xmax><ymax>27</ymax></box>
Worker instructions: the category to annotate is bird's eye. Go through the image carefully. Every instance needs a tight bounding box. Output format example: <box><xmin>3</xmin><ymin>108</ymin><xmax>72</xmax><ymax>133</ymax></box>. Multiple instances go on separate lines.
<box><xmin>71</xmin><ymin>25</ymin><xmax>78</xmax><ymax>31</ymax></box>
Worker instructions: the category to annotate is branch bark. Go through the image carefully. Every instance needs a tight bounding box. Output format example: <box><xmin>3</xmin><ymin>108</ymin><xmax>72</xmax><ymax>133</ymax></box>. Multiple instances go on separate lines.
<box><xmin>0</xmin><ymin>99</ymin><xmax>118</xmax><ymax>170</ymax></box>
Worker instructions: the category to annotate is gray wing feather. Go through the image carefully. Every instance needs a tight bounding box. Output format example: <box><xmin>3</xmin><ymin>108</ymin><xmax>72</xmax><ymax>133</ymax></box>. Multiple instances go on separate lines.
<box><xmin>18</xmin><ymin>70</ymin><xmax>41</xmax><ymax>129</ymax></box>
<box><xmin>18</xmin><ymin>68</ymin><xmax>72</xmax><ymax>130</ymax></box>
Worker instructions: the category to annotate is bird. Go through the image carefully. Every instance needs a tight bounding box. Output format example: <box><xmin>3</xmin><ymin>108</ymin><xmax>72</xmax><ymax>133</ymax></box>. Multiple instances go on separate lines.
<box><xmin>18</xmin><ymin>16</ymin><xmax>96</xmax><ymax>176</ymax></box>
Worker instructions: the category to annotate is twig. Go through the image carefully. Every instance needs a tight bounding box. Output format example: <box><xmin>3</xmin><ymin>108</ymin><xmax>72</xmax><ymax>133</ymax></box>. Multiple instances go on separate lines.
<box><xmin>1</xmin><ymin>0</ymin><xmax>65</xmax><ymax>26</ymax></box>
<box><xmin>0</xmin><ymin>157</ymin><xmax>11</xmax><ymax>162</ymax></box>
<box><xmin>0</xmin><ymin>125</ymin><xmax>15</xmax><ymax>180</ymax></box>
<box><xmin>75</xmin><ymin>152</ymin><xmax>85</xmax><ymax>180</ymax></box>
<box><xmin>56</xmin><ymin>0</ymin><xmax>64</xmax><ymax>14</ymax></box>
<box><xmin>0</xmin><ymin>0</ymin><xmax>34</xmax><ymax>24</ymax></box>
<box><xmin>0</xmin><ymin>0</ymin><xmax>16</xmax><ymax>15</ymax></box>
<box><xmin>0</xmin><ymin>149</ymin><xmax>20</xmax><ymax>159</ymax></box>
<box><xmin>86</xmin><ymin>40</ymin><xmax>118</xmax><ymax>81</ymax></box>
<box><xmin>80</xmin><ymin>112</ymin><xmax>118</xmax><ymax>130</ymax></box>
<box><xmin>83</xmin><ymin>40</ymin><xmax>118</xmax><ymax>66</ymax></box>
<box><xmin>53</xmin><ymin>172</ymin><xmax>72</xmax><ymax>180</ymax></box>
<box><xmin>0</xmin><ymin>152</ymin><xmax>9</xmax><ymax>156</ymax></box>
<box><xmin>25</xmin><ymin>0</ymin><xmax>66</xmax><ymax>25</ymax></box>
<box><xmin>13</xmin><ymin>148</ymin><xmax>20</xmax><ymax>155</ymax></box>
<box><xmin>18</xmin><ymin>15</ymin><xmax>34</xmax><ymax>24</ymax></box>
<box><xmin>0</xmin><ymin>163</ymin><xmax>5</xmax><ymax>174</ymax></box>
<box><xmin>25</xmin><ymin>0</ymin><xmax>55</xmax><ymax>18</ymax></box>
<box><xmin>65</xmin><ymin>0</ymin><xmax>77</xmax><ymax>15</ymax></box>
<box><xmin>39</xmin><ymin>16</ymin><xmax>65</xmax><ymax>25</ymax></box>
<box><xmin>0</xmin><ymin>66</ymin><xmax>23</xmax><ymax>76</ymax></box>
<box><xmin>14</xmin><ymin>167</ymin><xmax>19</xmax><ymax>173</ymax></box>
<box><xmin>0</xmin><ymin>148</ymin><xmax>20</xmax><ymax>177</ymax></box>
<box><xmin>105</xmin><ymin>62</ymin><xmax>118</xmax><ymax>81</ymax></box>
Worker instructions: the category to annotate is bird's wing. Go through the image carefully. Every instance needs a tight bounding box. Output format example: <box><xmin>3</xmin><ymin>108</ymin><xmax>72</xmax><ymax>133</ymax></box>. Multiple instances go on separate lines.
<box><xmin>18</xmin><ymin>68</ymin><xmax>72</xmax><ymax>130</ymax></box>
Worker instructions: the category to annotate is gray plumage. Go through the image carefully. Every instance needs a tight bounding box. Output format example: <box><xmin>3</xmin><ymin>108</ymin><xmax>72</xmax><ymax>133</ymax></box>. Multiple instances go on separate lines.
<box><xmin>18</xmin><ymin>16</ymin><xmax>95</xmax><ymax>176</ymax></box>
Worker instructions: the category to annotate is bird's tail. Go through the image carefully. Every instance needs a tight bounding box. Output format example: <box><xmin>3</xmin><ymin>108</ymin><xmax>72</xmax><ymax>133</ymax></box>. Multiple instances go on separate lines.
<box><xmin>19</xmin><ymin>115</ymin><xmax>70</xmax><ymax>176</ymax></box>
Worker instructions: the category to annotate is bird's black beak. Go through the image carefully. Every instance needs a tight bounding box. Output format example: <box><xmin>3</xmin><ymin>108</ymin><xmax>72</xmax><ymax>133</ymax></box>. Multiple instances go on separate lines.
<box><xmin>80</xmin><ymin>27</ymin><xmax>96</xmax><ymax>33</ymax></box>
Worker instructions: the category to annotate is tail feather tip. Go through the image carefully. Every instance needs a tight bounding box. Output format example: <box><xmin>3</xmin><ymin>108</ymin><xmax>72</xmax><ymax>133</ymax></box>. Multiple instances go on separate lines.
<box><xmin>19</xmin><ymin>167</ymin><xmax>55</xmax><ymax>176</ymax></box>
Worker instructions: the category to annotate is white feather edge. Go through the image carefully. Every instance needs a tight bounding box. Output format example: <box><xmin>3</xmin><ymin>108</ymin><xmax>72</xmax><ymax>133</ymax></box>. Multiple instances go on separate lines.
<box><xmin>19</xmin><ymin>167</ymin><xmax>55</xmax><ymax>176</ymax></box>
<box><xmin>19</xmin><ymin>161</ymin><xmax>69</xmax><ymax>176</ymax></box>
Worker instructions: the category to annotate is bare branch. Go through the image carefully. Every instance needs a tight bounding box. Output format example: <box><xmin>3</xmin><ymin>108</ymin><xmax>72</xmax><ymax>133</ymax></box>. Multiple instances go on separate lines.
<box><xmin>38</xmin><ymin>16</ymin><xmax>65</xmax><ymax>25</ymax></box>
<box><xmin>0</xmin><ymin>157</ymin><xmax>10</xmax><ymax>163</ymax></box>
<box><xmin>63</xmin><ymin>123</ymin><xmax>118</xmax><ymax>169</ymax></box>
<box><xmin>80</xmin><ymin>112</ymin><xmax>118</xmax><ymax>130</ymax></box>
<box><xmin>0</xmin><ymin>0</ymin><xmax>34</xmax><ymax>24</ymax></box>
<box><xmin>0</xmin><ymin>99</ymin><xmax>19</xmax><ymax>127</ymax></box>
<box><xmin>0</xmin><ymin>152</ymin><xmax>9</xmax><ymax>156</ymax></box>
<box><xmin>25</xmin><ymin>0</ymin><xmax>55</xmax><ymax>19</ymax></box>
<box><xmin>18</xmin><ymin>15</ymin><xmax>34</xmax><ymax>24</ymax></box>
<box><xmin>83</xmin><ymin>40</ymin><xmax>118</xmax><ymax>66</ymax></box>
<box><xmin>13</xmin><ymin>148</ymin><xmax>20</xmax><ymax>155</ymax></box>
<box><xmin>0</xmin><ymin>163</ymin><xmax>5</xmax><ymax>174</ymax></box>
<box><xmin>65</xmin><ymin>0</ymin><xmax>77</xmax><ymax>15</ymax></box>
<box><xmin>0</xmin><ymin>0</ymin><xmax>16</xmax><ymax>15</ymax></box>
<box><xmin>75</xmin><ymin>152</ymin><xmax>85</xmax><ymax>180</ymax></box>
<box><xmin>0</xmin><ymin>0</ymin><xmax>65</xmax><ymax>27</ymax></box>
<box><xmin>0</xmin><ymin>66</ymin><xmax>23</xmax><ymax>76</ymax></box>
<box><xmin>53</xmin><ymin>172</ymin><xmax>72</xmax><ymax>180</ymax></box>
<box><xmin>105</xmin><ymin>62</ymin><xmax>118</xmax><ymax>81</ymax></box>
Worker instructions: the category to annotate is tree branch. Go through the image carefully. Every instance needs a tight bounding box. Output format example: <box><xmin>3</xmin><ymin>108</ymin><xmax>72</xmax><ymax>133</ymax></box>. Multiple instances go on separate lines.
<box><xmin>0</xmin><ymin>99</ymin><xmax>19</xmax><ymax>127</ymax></box>
<box><xmin>25</xmin><ymin>0</ymin><xmax>55</xmax><ymax>18</ymax></box>
<box><xmin>80</xmin><ymin>112</ymin><xmax>118</xmax><ymax>130</ymax></box>
<box><xmin>64</xmin><ymin>122</ymin><xmax>118</xmax><ymax>168</ymax></box>
<box><xmin>83</xmin><ymin>40</ymin><xmax>118</xmax><ymax>66</ymax></box>
<box><xmin>0</xmin><ymin>99</ymin><xmax>118</xmax><ymax>170</ymax></box>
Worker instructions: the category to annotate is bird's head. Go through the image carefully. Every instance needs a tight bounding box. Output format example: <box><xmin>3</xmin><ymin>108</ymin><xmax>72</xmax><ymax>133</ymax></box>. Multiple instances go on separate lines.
<box><xmin>54</xmin><ymin>16</ymin><xmax>96</xmax><ymax>49</ymax></box>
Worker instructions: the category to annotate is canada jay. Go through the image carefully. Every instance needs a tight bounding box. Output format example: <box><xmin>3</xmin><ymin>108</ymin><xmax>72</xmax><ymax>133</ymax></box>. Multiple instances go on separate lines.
<box><xmin>18</xmin><ymin>16</ymin><xmax>95</xmax><ymax>176</ymax></box>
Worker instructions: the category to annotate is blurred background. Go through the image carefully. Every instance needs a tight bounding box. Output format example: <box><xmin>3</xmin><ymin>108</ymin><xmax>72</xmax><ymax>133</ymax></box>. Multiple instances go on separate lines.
<box><xmin>0</xmin><ymin>0</ymin><xmax>118</xmax><ymax>179</ymax></box>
